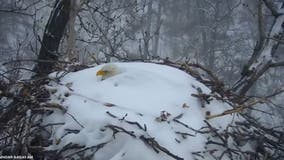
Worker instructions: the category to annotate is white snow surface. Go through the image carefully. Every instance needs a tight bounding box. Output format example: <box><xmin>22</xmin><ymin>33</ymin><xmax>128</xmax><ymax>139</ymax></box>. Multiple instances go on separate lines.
<box><xmin>45</xmin><ymin>62</ymin><xmax>240</xmax><ymax>160</ymax></box>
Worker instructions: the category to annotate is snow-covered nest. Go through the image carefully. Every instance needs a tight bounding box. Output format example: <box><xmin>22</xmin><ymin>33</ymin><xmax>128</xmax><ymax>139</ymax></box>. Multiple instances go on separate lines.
<box><xmin>44</xmin><ymin>62</ymin><xmax>247</xmax><ymax>160</ymax></box>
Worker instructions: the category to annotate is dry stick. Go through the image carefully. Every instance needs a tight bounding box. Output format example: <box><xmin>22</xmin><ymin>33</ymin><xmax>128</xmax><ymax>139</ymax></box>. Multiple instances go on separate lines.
<box><xmin>106</xmin><ymin>111</ymin><xmax>117</xmax><ymax>118</ymax></box>
<box><xmin>206</xmin><ymin>99</ymin><xmax>264</xmax><ymax>120</ymax></box>
<box><xmin>56</xmin><ymin>143</ymin><xmax>85</xmax><ymax>158</ymax></box>
<box><xmin>105</xmin><ymin>123</ymin><xmax>184</xmax><ymax>160</ymax></box>
<box><xmin>64</xmin><ymin>141</ymin><xmax>109</xmax><ymax>159</ymax></box>
<box><xmin>106</xmin><ymin>111</ymin><xmax>146</xmax><ymax>131</ymax></box>
<box><xmin>175</xmin><ymin>131</ymin><xmax>195</xmax><ymax>137</ymax></box>
<box><xmin>204</xmin><ymin>120</ymin><xmax>226</xmax><ymax>145</ymax></box>
<box><xmin>2</xmin><ymin>59</ymin><xmax>72</xmax><ymax>66</ymax></box>
<box><xmin>265</xmin><ymin>88</ymin><xmax>284</xmax><ymax>98</ymax></box>
<box><xmin>125</xmin><ymin>120</ymin><xmax>146</xmax><ymax>131</ymax></box>
<box><xmin>191</xmin><ymin>87</ymin><xmax>212</xmax><ymax>108</ymax></box>
<box><xmin>66</xmin><ymin>112</ymin><xmax>84</xmax><ymax>128</ymax></box>
<box><xmin>173</xmin><ymin>113</ymin><xmax>208</xmax><ymax>134</ymax></box>
<box><xmin>140</xmin><ymin>135</ymin><xmax>184</xmax><ymax>160</ymax></box>
<box><xmin>106</xmin><ymin>124</ymin><xmax>136</xmax><ymax>138</ymax></box>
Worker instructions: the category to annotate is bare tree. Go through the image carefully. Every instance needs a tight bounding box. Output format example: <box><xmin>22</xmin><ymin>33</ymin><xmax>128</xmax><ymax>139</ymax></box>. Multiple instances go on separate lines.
<box><xmin>33</xmin><ymin>0</ymin><xmax>71</xmax><ymax>75</ymax></box>
<box><xmin>142</xmin><ymin>0</ymin><xmax>153</xmax><ymax>59</ymax></box>
<box><xmin>233</xmin><ymin>0</ymin><xmax>284</xmax><ymax>97</ymax></box>
<box><xmin>66</xmin><ymin>0</ymin><xmax>82</xmax><ymax>61</ymax></box>
<box><xmin>152</xmin><ymin>0</ymin><xmax>162</xmax><ymax>57</ymax></box>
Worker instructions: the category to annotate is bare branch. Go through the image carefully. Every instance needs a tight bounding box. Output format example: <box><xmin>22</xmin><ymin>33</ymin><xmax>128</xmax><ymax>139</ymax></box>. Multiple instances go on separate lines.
<box><xmin>262</xmin><ymin>0</ymin><xmax>281</xmax><ymax>17</ymax></box>
<box><xmin>206</xmin><ymin>99</ymin><xmax>265</xmax><ymax>120</ymax></box>
<box><xmin>140</xmin><ymin>135</ymin><xmax>184</xmax><ymax>160</ymax></box>
<box><xmin>268</xmin><ymin>37</ymin><xmax>284</xmax><ymax>44</ymax></box>
<box><xmin>0</xmin><ymin>9</ymin><xmax>33</xmax><ymax>16</ymax></box>
<box><xmin>269</xmin><ymin>61</ymin><xmax>284</xmax><ymax>67</ymax></box>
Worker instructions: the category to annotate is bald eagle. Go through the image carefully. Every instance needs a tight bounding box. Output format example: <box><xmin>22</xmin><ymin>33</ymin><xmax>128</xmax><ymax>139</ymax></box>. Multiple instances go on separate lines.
<box><xmin>47</xmin><ymin>62</ymin><xmax>241</xmax><ymax>160</ymax></box>
<box><xmin>96</xmin><ymin>63</ymin><xmax>121</xmax><ymax>80</ymax></box>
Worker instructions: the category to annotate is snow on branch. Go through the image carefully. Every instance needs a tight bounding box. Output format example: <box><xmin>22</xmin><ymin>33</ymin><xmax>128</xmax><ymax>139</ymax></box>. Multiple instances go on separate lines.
<box><xmin>232</xmin><ymin>1</ymin><xmax>284</xmax><ymax>96</ymax></box>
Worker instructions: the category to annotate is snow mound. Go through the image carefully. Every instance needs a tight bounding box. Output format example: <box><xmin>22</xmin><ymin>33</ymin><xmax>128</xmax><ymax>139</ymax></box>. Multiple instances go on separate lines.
<box><xmin>45</xmin><ymin>62</ymin><xmax>241</xmax><ymax>160</ymax></box>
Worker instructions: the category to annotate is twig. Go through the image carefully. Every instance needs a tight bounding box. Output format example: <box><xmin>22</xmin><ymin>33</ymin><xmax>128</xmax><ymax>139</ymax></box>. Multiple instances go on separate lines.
<box><xmin>66</xmin><ymin>112</ymin><xmax>84</xmax><ymax>128</ymax></box>
<box><xmin>206</xmin><ymin>99</ymin><xmax>264</xmax><ymax>120</ymax></box>
<box><xmin>140</xmin><ymin>135</ymin><xmax>184</xmax><ymax>160</ymax></box>
<box><xmin>64</xmin><ymin>141</ymin><xmax>109</xmax><ymax>158</ymax></box>
<box><xmin>106</xmin><ymin>124</ymin><xmax>136</xmax><ymax>138</ymax></box>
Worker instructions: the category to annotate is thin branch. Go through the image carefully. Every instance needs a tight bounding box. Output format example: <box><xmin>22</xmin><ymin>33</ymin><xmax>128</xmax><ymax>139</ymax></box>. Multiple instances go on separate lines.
<box><xmin>206</xmin><ymin>99</ymin><xmax>265</xmax><ymax>120</ymax></box>
<box><xmin>66</xmin><ymin>112</ymin><xmax>85</xmax><ymax>129</ymax></box>
<box><xmin>64</xmin><ymin>141</ymin><xmax>108</xmax><ymax>158</ymax></box>
<box><xmin>268</xmin><ymin>37</ymin><xmax>284</xmax><ymax>44</ymax></box>
<box><xmin>269</xmin><ymin>61</ymin><xmax>284</xmax><ymax>67</ymax></box>
<box><xmin>2</xmin><ymin>59</ymin><xmax>72</xmax><ymax>66</ymax></box>
<box><xmin>262</xmin><ymin>0</ymin><xmax>281</xmax><ymax>17</ymax></box>
<box><xmin>0</xmin><ymin>9</ymin><xmax>33</xmax><ymax>16</ymax></box>
<box><xmin>140</xmin><ymin>135</ymin><xmax>184</xmax><ymax>160</ymax></box>
<box><xmin>265</xmin><ymin>88</ymin><xmax>284</xmax><ymax>98</ymax></box>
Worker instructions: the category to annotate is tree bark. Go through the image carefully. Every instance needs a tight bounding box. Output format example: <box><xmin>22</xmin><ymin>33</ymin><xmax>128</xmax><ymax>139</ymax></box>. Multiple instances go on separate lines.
<box><xmin>66</xmin><ymin>0</ymin><xmax>81</xmax><ymax>61</ymax></box>
<box><xmin>143</xmin><ymin>0</ymin><xmax>153</xmax><ymax>59</ymax></box>
<box><xmin>34</xmin><ymin>0</ymin><xmax>71</xmax><ymax>75</ymax></box>
<box><xmin>233</xmin><ymin>1</ymin><xmax>284</xmax><ymax>97</ymax></box>
<box><xmin>152</xmin><ymin>0</ymin><xmax>162</xmax><ymax>57</ymax></box>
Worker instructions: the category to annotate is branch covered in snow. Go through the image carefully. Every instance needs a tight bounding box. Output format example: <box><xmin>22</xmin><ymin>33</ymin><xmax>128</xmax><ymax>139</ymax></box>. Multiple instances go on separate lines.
<box><xmin>233</xmin><ymin>1</ymin><xmax>284</xmax><ymax>96</ymax></box>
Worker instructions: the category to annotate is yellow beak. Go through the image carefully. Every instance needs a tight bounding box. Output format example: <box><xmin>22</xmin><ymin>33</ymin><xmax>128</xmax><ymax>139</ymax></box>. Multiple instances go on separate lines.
<box><xmin>96</xmin><ymin>70</ymin><xmax>106</xmax><ymax>76</ymax></box>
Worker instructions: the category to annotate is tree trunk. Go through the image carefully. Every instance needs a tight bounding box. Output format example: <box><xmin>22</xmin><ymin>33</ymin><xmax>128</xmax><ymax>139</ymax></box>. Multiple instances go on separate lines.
<box><xmin>143</xmin><ymin>0</ymin><xmax>153</xmax><ymax>59</ymax></box>
<box><xmin>34</xmin><ymin>0</ymin><xmax>71</xmax><ymax>75</ymax></box>
<box><xmin>152</xmin><ymin>0</ymin><xmax>162</xmax><ymax>57</ymax></box>
<box><xmin>66</xmin><ymin>0</ymin><xmax>81</xmax><ymax>61</ymax></box>
<box><xmin>233</xmin><ymin>1</ymin><xmax>284</xmax><ymax>97</ymax></box>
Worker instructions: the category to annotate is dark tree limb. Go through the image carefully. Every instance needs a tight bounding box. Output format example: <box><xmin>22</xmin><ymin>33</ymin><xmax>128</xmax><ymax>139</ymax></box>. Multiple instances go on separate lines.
<box><xmin>33</xmin><ymin>0</ymin><xmax>71</xmax><ymax>75</ymax></box>
<box><xmin>140</xmin><ymin>135</ymin><xmax>184</xmax><ymax>160</ymax></box>
<box><xmin>262</xmin><ymin>0</ymin><xmax>282</xmax><ymax>17</ymax></box>
<box><xmin>270</xmin><ymin>61</ymin><xmax>284</xmax><ymax>67</ymax></box>
<box><xmin>232</xmin><ymin>1</ymin><xmax>284</xmax><ymax>97</ymax></box>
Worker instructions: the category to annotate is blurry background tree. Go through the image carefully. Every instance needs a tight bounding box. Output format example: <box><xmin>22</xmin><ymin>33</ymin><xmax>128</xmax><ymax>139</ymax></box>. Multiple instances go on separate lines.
<box><xmin>0</xmin><ymin>0</ymin><xmax>284</xmax><ymax>140</ymax></box>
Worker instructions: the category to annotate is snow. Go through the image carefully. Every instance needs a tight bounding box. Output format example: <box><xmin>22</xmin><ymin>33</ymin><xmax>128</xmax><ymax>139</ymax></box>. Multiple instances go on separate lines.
<box><xmin>269</xmin><ymin>15</ymin><xmax>284</xmax><ymax>37</ymax></box>
<box><xmin>248</xmin><ymin>14</ymin><xmax>284</xmax><ymax>71</ymax></box>
<box><xmin>45</xmin><ymin>62</ymin><xmax>241</xmax><ymax>160</ymax></box>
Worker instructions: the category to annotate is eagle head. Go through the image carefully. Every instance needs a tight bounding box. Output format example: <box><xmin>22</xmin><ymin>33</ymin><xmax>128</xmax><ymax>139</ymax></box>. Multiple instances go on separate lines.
<box><xmin>96</xmin><ymin>64</ymin><xmax>120</xmax><ymax>80</ymax></box>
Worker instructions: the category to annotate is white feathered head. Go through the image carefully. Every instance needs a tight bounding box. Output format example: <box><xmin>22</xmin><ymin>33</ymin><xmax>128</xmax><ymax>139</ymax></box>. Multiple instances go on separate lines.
<box><xmin>96</xmin><ymin>64</ymin><xmax>120</xmax><ymax>80</ymax></box>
